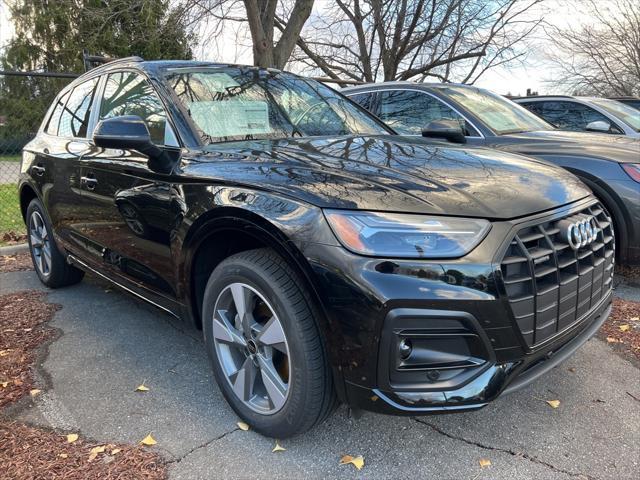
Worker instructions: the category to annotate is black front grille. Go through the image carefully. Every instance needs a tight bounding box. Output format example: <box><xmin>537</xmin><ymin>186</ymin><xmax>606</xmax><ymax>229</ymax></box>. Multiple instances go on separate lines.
<box><xmin>500</xmin><ymin>203</ymin><xmax>614</xmax><ymax>348</ymax></box>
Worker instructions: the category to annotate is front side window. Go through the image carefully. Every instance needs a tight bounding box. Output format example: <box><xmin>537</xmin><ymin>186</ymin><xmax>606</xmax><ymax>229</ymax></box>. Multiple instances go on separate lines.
<box><xmin>540</xmin><ymin>101</ymin><xmax>618</xmax><ymax>132</ymax></box>
<box><xmin>100</xmin><ymin>72</ymin><xmax>171</xmax><ymax>145</ymax></box>
<box><xmin>378</xmin><ymin>90</ymin><xmax>475</xmax><ymax>136</ymax></box>
<box><xmin>58</xmin><ymin>78</ymin><xmax>98</xmax><ymax>138</ymax></box>
<box><xmin>45</xmin><ymin>91</ymin><xmax>70</xmax><ymax>135</ymax></box>
<box><xmin>440</xmin><ymin>86</ymin><xmax>553</xmax><ymax>135</ymax></box>
<box><xmin>165</xmin><ymin>67</ymin><xmax>389</xmax><ymax>144</ymax></box>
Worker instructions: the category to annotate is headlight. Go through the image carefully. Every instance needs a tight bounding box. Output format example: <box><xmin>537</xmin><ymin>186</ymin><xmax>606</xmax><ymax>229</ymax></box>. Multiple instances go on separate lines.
<box><xmin>324</xmin><ymin>210</ymin><xmax>490</xmax><ymax>258</ymax></box>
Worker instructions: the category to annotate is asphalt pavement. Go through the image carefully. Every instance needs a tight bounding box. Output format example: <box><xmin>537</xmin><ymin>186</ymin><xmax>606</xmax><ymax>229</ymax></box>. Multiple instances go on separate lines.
<box><xmin>1</xmin><ymin>269</ymin><xmax>638</xmax><ymax>480</ymax></box>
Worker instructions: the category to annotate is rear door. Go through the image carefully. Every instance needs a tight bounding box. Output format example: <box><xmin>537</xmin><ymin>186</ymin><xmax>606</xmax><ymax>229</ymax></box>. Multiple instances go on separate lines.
<box><xmin>75</xmin><ymin>70</ymin><xmax>181</xmax><ymax>304</ymax></box>
<box><xmin>29</xmin><ymin>78</ymin><xmax>100</xmax><ymax>252</ymax></box>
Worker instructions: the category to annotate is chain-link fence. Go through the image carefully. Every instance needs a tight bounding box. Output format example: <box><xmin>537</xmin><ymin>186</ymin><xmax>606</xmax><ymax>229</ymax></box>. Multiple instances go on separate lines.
<box><xmin>0</xmin><ymin>71</ymin><xmax>76</xmax><ymax>242</ymax></box>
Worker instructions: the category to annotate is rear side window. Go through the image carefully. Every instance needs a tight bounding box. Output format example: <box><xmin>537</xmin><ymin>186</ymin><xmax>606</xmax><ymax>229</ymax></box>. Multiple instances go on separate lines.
<box><xmin>100</xmin><ymin>72</ymin><xmax>171</xmax><ymax>145</ymax></box>
<box><xmin>45</xmin><ymin>91</ymin><xmax>70</xmax><ymax>135</ymax></box>
<box><xmin>58</xmin><ymin>78</ymin><xmax>99</xmax><ymax>138</ymax></box>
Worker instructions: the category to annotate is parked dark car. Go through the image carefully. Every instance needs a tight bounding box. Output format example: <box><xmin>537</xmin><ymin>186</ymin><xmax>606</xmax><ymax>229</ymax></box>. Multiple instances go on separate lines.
<box><xmin>514</xmin><ymin>95</ymin><xmax>640</xmax><ymax>138</ymax></box>
<box><xmin>21</xmin><ymin>59</ymin><xmax>614</xmax><ymax>437</ymax></box>
<box><xmin>608</xmin><ymin>97</ymin><xmax>640</xmax><ymax>111</ymax></box>
<box><xmin>343</xmin><ymin>83</ymin><xmax>640</xmax><ymax>265</ymax></box>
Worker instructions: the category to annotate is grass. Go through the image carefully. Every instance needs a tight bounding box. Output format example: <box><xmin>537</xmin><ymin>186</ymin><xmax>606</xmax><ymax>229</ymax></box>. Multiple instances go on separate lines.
<box><xmin>0</xmin><ymin>155</ymin><xmax>21</xmax><ymax>163</ymax></box>
<box><xmin>0</xmin><ymin>183</ymin><xmax>24</xmax><ymax>240</ymax></box>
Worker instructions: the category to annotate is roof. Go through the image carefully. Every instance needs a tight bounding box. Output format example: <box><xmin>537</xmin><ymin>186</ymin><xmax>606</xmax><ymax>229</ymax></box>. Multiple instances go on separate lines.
<box><xmin>341</xmin><ymin>81</ymin><xmax>474</xmax><ymax>92</ymax></box>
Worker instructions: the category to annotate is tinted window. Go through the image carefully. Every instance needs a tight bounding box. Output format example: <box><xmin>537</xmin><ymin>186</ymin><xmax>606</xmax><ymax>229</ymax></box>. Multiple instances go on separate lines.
<box><xmin>58</xmin><ymin>78</ymin><xmax>98</xmax><ymax>138</ymax></box>
<box><xmin>349</xmin><ymin>93</ymin><xmax>375</xmax><ymax>112</ymax></box>
<box><xmin>100</xmin><ymin>72</ymin><xmax>169</xmax><ymax>145</ymax></box>
<box><xmin>45</xmin><ymin>91</ymin><xmax>70</xmax><ymax>135</ymax></box>
<box><xmin>378</xmin><ymin>90</ymin><xmax>476</xmax><ymax>136</ymax></box>
<box><xmin>519</xmin><ymin>101</ymin><xmax>544</xmax><ymax>116</ymax></box>
<box><xmin>540</xmin><ymin>101</ymin><xmax>615</xmax><ymax>132</ymax></box>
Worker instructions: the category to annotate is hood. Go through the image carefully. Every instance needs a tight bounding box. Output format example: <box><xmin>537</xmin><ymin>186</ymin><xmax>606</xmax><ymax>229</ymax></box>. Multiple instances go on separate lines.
<box><xmin>497</xmin><ymin>130</ymin><xmax>640</xmax><ymax>164</ymax></box>
<box><xmin>183</xmin><ymin>135</ymin><xmax>591</xmax><ymax>219</ymax></box>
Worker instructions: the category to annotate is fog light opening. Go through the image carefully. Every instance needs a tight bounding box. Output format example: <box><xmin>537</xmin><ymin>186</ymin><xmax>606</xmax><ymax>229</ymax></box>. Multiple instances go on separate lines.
<box><xmin>399</xmin><ymin>339</ymin><xmax>412</xmax><ymax>359</ymax></box>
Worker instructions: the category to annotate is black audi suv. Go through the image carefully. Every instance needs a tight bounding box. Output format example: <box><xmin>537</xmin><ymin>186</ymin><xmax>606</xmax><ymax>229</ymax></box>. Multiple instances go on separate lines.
<box><xmin>343</xmin><ymin>82</ymin><xmax>640</xmax><ymax>265</ymax></box>
<box><xmin>20</xmin><ymin>59</ymin><xmax>614</xmax><ymax>437</ymax></box>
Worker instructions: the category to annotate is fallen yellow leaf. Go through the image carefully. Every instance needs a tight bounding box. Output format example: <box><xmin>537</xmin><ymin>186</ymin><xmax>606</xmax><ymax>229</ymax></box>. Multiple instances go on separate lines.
<box><xmin>340</xmin><ymin>454</ymin><xmax>365</xmax><ymax>470</ymax></box>
<box><xmin>30</xmin><ymin>389</ymin><xmax>41</xmax><ymax>397</ymax></box>
<box><xmin>479</xmin><ymin>458</ymin><xmax>492</xmax><ymax>468</ymax></box>
<box><xmin>619</xmin><ymin>324</ymin><xmax>630</xmax><ymax>332</ymax></box>
<box><xmin>140</xmin><ymin>434</ymin><xmax>157</xmax><ymax>446</ymax></box>
<box><xmin>111</xmin><ymin>448</ymin><xmax>121</xmax><ymax>455</ymax></box>
<box><xmin>237</xmin><ymin>422</ymin><xmax>250</xmax><ymax>431</ymax></box>
<box><xmin>606</xmin><ymin>336</ymin><xmax>619</xmax><ymax>343</ymax></box>
<box><xmin>1</xmin><ymin>381</ymin><xmax>9</xmax><ymax>388</ymax></box>
<box><xmin>546</xmin><ymin>399</ymin><xmax>561</xmax><ymax>409</ymax></box>
<box><xmin>135</xmin><ymin>384</ymin><xmax>150</xmax><ymax>392</ymax></box>
<box><xmin>629</xmin><ymin>316</ymin><xmax>639</xmax><ymax>322</ymax></box>
<box><xmin>88</xmin><ymin>445</ymin><xmax>106</xmax><ymax>462</ymax></box>
<box><xmin>272</xmin><ymin>441</ymin><xmax>286</xmax><ymax>453</ymax></box>
<box><xmin>0</xmin><ymin>350</ymin><xmax>10</xmax><ymax>357</ymax></box>
<box><xmin>59</xmin><ymin>453</ymin><xmax>68</xmax><ymax>459</ymax></box>
<box><xmin>67</xmin><ymin>433</ymin><xmax>79</xmax><ymax>443</ymax></box>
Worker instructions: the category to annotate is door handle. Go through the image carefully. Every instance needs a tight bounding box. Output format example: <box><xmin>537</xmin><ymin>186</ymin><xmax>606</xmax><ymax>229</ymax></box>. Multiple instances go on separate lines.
<box><xmin>80</xmin><ymin>175</ymin><xmax>98</xmax><ymax>191</ymax></box>
<box><xmin>31</xmin><ymin>164</ymin><xmax>45</xmax><ymax>176</ymax></box>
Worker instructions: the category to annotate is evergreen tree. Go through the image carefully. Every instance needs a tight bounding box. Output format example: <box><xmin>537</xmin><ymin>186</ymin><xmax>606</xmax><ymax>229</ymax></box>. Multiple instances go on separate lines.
<box><xmin>0</xmin><ymin>0</ymin><xmax>196</xmax><ymax>153</ymax></box>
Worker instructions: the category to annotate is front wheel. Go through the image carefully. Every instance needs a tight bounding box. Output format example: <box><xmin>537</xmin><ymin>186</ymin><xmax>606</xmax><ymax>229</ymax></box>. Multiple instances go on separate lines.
<box><xmin>26</xmin><ymin>198</ymin><xmax>84</xmax><ymax>288</ymax></box>
<box><xmin>202</xmin><ymin>248</ymin><xmax>336</xmax><ymax>438</ymax></box>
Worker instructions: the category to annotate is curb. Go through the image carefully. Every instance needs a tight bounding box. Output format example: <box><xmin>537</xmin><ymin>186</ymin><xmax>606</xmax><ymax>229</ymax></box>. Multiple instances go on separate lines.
<box><xmin>0</xmin><ymin>243</ymin><xmax>29</xmax><ymax>255</ymax></box>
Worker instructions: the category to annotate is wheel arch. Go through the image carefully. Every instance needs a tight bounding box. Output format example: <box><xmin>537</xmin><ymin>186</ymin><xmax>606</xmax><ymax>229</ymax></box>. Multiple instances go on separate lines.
<box><xmin>180</xmin><ymin>206</ymin><xmax>328</xmax><ymax>332</ymax></box>
<box><xmin>19</xmin><ymin>182</ymin><xmax>39</xmax><ymax>222</ymax></box>
<box><xmin>564</xmin><ymin>168</ymin><xmax>631</xmax><ymax>262</ymax></box>
<box><xmin>179</xmin><ymin>205</ymin><xmax>347</xmax><ymax>400</ymax></box>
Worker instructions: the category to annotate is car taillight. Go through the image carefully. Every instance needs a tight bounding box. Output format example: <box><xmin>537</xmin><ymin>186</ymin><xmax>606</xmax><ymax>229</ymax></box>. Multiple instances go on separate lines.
<box><xmin>621</xmin><ymin>163</ymin><xmax>640</xmax><ymax>183</ymax></box>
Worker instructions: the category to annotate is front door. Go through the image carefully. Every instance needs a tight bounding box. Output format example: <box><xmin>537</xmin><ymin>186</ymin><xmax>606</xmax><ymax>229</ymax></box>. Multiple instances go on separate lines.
<box><xmin>75</xmin><ymin>70</ymin><xmax>182</xmax><ymax>306</ymax></box>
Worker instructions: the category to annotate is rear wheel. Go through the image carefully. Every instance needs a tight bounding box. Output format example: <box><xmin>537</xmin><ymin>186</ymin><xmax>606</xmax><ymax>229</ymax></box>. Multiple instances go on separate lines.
<box><xmin>26</xmin><ymin>198</ymin><xmax>84</xmax><ymax>288</ymax></box>
<box><xmin>202</xmin><ymin>248</ymin><xmax>336</xmax><ymax>437</ymax></box>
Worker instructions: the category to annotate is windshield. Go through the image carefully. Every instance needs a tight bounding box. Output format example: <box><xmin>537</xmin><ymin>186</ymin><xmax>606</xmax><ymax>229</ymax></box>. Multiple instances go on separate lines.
<box><xmin>439</xmin><ymin>86</ymin><xmax>553</xmax><ymax>135</ymax></box>
<box><xmin>589</xmin><ymin>98</ymin><xmax>640</xmax><ymax>131</ymax></box>
<box><xmin>164</xmin><ymin>67</ymin><xmax>389</xmax><ymax>144</ymax></box>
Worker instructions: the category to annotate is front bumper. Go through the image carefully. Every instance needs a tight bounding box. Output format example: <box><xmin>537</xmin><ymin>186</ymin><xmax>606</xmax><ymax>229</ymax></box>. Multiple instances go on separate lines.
<box><xmin>301</xmin><ymin>197</ymin><xmax>614</xmax><ymax>414</ymax></box>
<box><xmin>349</xmin><ymin>291</ymin><xmax>611</xmax><ymax>414</ymax></box>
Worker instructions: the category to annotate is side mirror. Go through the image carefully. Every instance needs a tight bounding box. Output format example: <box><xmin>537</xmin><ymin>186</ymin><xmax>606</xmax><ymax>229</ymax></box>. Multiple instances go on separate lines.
<box><xmin>585</xmin><ymin>120</ymin><xmax>611</xmax><ymax>133</ymax></box>
<box><xmin>93</xmin><ymin>115</ymin><xmax>175</xmax><ymax>173</ymax></box>
<box><xmin>421</xmin><ymin>119</ymin><xmax>466</xmax><ymax>144</ymax></box>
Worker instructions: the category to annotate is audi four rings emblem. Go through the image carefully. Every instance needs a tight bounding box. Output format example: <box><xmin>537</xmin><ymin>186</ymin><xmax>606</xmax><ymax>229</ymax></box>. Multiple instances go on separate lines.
<box><xmin>559</xmin><ymin>215</ymin><xmax>600</xmax><ymax>250</ymax></box>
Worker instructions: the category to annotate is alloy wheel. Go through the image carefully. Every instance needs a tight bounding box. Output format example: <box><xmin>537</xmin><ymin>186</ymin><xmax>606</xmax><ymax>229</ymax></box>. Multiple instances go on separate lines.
<box><xmin>29</xmin><ymin>211</ymin><xmax>52</xmax><ymax>276</ymax></box>
<box><xmin>212</xmin><ymin>282</ymin><xmax>291</xmax><ymax>414</ymax></box>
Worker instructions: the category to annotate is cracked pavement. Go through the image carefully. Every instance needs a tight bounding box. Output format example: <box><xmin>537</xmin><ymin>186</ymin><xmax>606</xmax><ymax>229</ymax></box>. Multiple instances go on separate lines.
<box><xmin>1</xmin><ymin>269</ymin><xmax>638</xmax><ymax>479</ymax></box>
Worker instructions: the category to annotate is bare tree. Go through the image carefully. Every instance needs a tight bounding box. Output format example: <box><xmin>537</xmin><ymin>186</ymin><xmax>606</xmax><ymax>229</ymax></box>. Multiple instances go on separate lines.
<box><xmin>286</xmin><ymin>0</ymin><xmax>545</xmax><ymax>83</ymax></box>
<box><xmin>545</xmin><ymin>0</ymin><xmax>640</xmax><ymax>96</ymax></box>
<box><xmin>179</xmin><ymin>0</ymin><xmax>314</xmax><ymax>68</ymax></box>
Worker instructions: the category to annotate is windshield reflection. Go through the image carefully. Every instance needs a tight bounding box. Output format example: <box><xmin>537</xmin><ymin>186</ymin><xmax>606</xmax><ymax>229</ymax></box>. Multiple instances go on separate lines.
<box><xmin>165</xmin><ymin>67</ymin><xmax>388</xmax><ymax>144</ymax></box>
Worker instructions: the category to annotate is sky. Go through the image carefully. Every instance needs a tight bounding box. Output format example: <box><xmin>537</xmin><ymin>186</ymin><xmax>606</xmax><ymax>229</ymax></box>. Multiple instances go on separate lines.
<box><xmin>0</xmin><ymin>0</ymin><xmax>600</xmax><ymax>96</ymax></box>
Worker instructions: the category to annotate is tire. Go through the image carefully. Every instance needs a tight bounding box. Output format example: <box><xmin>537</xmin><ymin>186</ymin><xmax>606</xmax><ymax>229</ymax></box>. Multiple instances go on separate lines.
<box><xmin>26</xmin><ymin>198</ymin><xmax>84</xmax><ymax>288</ymax></box>
<box><xmin>202</xmin><ymin>248</ymin><xmax>336</xmax><ymax>438</ymax></box>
